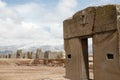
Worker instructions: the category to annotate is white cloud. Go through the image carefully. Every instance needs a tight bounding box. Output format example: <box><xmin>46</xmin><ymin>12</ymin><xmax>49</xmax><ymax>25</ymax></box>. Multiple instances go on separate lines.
<box><xmin>88</xmin><ymin>0</ymin><xmax>114</xmax><ymax>7</ymax></box>
<box><xmin>57</xmin><ymin>0</ymin><xmax>77</xmax><ymax>19</ymax></box>
<box><xmin>0</xmin><ymin>0</ymin><xmax>6</xmax><ymax>8</ymax></box>
<box><xmin>0</xmin><ymin>0</ymin><xmax>78</xmax><ymax>48</ymax></box>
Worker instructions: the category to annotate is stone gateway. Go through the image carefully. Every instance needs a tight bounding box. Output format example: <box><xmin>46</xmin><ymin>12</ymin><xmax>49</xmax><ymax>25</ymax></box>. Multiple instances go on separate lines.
<box><xmin>63</xmin><ymin>4</ymin><xmax>120</xmax><ymax>80</ymax></box>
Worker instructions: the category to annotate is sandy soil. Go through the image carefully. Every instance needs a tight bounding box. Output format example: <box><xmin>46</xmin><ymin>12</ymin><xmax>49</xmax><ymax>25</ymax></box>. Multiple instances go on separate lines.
<box><xmin>0</xmin><ymin>59</ymin><xmax>68</xmax><ymax>80</ymax></box>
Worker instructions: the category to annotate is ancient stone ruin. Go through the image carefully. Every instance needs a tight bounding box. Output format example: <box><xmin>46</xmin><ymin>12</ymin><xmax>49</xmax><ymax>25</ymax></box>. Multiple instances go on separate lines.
<box><xmin>27</xmin><ymin>51</ymin><xmax>33</xmax><ymax>59</ymax></box>
<box><xmin>16</xmin><ymin>50</ymin><xmax>22</xmax><ymax>58</ymax></box>
<box><xmin>0</xmin><ymin>48</ymin><xmax>66</xmax><ymax>66</ymax></box>
<box><xmin>44</xmin><ymin>51</ymin><xmax>50</xmax><ymax>65</ymax></box>
<box><xmin>36</xmin><ymin>48</ymin><xmax>42</xmax><ymax>59</ymax></box>
<box><xmin>8</xmin><ymin>54</ymin><xmax>11</xmax><ymax>58</ymax></box>
<box><xmin>63</xmin><ymin>5</ymin><xmax>120</xmax><ymax>80</ymax></box>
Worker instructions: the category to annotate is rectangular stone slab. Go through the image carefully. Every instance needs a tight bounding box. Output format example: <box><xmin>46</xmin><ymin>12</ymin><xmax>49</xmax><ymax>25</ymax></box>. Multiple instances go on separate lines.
<box><xmin>64</xmin><ymin>7</ymin><xmax>95</xmax><ymax>39</ymax></box>
<box><xmin>93</xmin><ymin>31</ymin><xmax>120</xmax><ymax>80</ymax></box>
<box><xmin>64</xmin><ymin>38</ymin><xmax>89</xmax><ymax>80</ymax></box>
<box><xmin>93</xmin><ymin>5</ymin><xmax>117</xmax><ymax>33</ymax></box>
<box><xmin>64</xmin><ymin>5</ymin><xmax>120</xmax><ymax>39</ymax></box>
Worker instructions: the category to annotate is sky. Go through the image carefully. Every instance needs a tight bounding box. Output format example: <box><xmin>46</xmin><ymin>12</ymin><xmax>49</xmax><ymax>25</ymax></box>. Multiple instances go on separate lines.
<box><xmin>0</xmin><ymin>0</ymin><xmax>120</xmax><ymax>49</ymax></box>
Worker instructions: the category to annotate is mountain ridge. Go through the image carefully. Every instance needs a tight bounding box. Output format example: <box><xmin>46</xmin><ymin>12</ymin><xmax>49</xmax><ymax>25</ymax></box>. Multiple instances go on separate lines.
<box><xmin>0</xmin><ymin>45</ymin><xmax>64</xmax><ymax>54</ymax></box>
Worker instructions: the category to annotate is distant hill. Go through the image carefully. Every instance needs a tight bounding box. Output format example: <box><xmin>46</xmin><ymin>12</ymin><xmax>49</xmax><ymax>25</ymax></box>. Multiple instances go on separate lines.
<box><xmin>0</xmin><ymin>45</ymin><xmax>64</xmax><ymax>54</ymax></box>
<box><xmin>0</xmin><ymin>44</ymin><xmax>92</xmax><ymax>54</ymax></box>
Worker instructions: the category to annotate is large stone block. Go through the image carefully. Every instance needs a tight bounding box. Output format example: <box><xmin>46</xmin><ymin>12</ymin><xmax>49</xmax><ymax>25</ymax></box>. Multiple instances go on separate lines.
<box><xmin>27</xmin><ymin>52</ymin><xmax>33</xmax><ymax>59</ymax></box>
<box><xmin>93</xmin><ymin>31</ymin><xmax>120</xmax><ymax>80</ymax></box>
<box><xmin>93</xmin><ymin>5</ymin><xmax>117</xmax><ymax>33</ymax></box>
<box><xmin>64</xmin><ymin>7</ymin><xmax>95</xmax><ymax>39</ymax></box>
<box><xmin>36</xmin><ymin>48</ymin><xmax>42</xmax><ymax>59</ymax></box>
<box><xmin>16</xmin><ymin>50</ymin><xmax>22</xmax><ymax>58</ymax></box>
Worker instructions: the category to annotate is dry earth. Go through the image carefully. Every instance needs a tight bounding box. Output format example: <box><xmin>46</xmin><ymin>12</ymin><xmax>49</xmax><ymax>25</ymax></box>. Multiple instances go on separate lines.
<box><xmin>0</xmin><ymin>59</ymin><xmax>68</xmax><ymax>80</ymax></box>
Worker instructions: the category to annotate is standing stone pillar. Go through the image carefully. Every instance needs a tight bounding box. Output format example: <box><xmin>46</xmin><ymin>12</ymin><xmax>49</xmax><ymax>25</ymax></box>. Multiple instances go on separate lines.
<box><xmin>5</xmin><ymin>55</ymin><xmax>7</xmax><ymax>58</ymax></box>
<box><xmin>36</xmin><ymin>48</ymin><xmax>42</xmax><ymax>59</ymax></box>
<box><xmin>16</xmin><ymin>50</ymin><xmax>22</xmax><ymax>58</ymax></box>
<box><xmin>44</xmin><ymin>51</ymin><xmax>50</xmax><ymax>65</ymax></box>
<box><xmin>22</xmin><ymin>53</ymin><xmax>25</xmax><ymax>58</ymax></box>
<box><xmin>8</xmin><ymin>54</ymin><xmax>11</xmax><ymax>58</ymax></box>
<box><xmin>0</xmin><ymin>55</ymin><xmax>1</xmax><ymax>58</ymax></box>
<box><xmin>27</xmin><ymin>51</ymin><xmax>33</xmax><ymax>59</ymax></box>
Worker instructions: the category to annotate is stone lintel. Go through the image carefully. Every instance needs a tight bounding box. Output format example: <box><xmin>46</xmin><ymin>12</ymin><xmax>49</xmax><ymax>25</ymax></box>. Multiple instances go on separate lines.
<box><xmin>64</xmin><ymin>4</ymin><xmax>120</xmax><ymax>39</ymax></box>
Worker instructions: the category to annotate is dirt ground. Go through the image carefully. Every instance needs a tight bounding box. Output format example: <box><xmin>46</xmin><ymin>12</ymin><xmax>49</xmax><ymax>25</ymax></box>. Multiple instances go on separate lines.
<box><xmin>0</xmin><ymin>59</ymin><xmax>68</xmax><ymax>80</ymax></box>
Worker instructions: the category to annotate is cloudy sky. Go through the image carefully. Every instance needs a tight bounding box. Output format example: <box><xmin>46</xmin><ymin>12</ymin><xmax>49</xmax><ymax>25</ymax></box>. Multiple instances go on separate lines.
<box><xmin>0</xmin><ymin>0</ymin><xmax>119</xmax><ymax>49</ymax></box>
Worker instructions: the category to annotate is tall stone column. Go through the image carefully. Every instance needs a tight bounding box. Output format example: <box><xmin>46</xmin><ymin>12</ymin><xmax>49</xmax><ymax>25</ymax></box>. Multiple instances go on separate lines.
<box><xmin>44</xmin><ymin>51</ymin><xmax>50</xmax><ymax>65</ymax></box>
<box><xmin>27</xmin><ymin>51</ymin><xmax>33</xmax><ymax>59</ymax></box>
<box><xmin>8</xmin><ymin>54</ymin><xmax>11</xmax><ymax>58</ymax></box>
<box><xmin>16</xmin><ymin>50</ymin><xmax>22</xmax><ymax>58</ymax></box>
<box><xmin>36</xmin><ymin>48</ymin><xmax>42</xmax><ymax>59</ymax></box>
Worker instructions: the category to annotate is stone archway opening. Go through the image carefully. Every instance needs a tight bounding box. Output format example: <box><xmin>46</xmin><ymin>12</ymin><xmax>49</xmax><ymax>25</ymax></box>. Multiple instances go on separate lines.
<box><xmin>81</xmin><ymin>37</ymin><xmax>93</xmax><ymax>80</ymax></box>
<box><xmin>88</xmin><ymin>38</ymin><xmax>93</xmax><ymax>80</ymax></box>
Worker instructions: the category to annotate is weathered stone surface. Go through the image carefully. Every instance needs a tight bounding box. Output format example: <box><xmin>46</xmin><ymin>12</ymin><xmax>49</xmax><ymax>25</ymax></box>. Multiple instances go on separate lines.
<box><xmin>93</xmin><ymin>5</ymin><xmax>117</xmax><ymax>33</ymax></box>
<box><xmin>64</xmin><ymin>7</ymin><xmax>95</xmax><ymax>39</ymax></box>
<box><xmin>44</xmin><ymin>51</ymin><xmax>50</xmax><ymax>59</ymax></box>
<box><xmin>93</xmin><ymin>31</ymin><xmax>120</xmax><ymax>80</ymax></box>
<box><xmin>116</xmin><ymin>5</ymin><xmax>120</xmax><ymax>67</ymax></box>
<box><xmin>27</xmin><ymin>52</ymin><xmax>33</xmax><ymax>59</ymax></box>
<box><xmin>64</xmin><ymin>39</ymin><xmax>79</xmax><ymax>80</ymax></box>
<box><xmin>16</xmin><ymin>50</ymin><xmax>22</xmax><ymax>58</ymax></box>
<box><xmin>73</xmin><ymin>7</ymin><xmax>95</xmax><ymax>37</ymax></box>
<box><xmin>8</xmin><ymin>54</ymin><xmax>11</xmax><ymax>58</ymax></box>
<box><xmin>63</xmin><ymin>18</ymin><xmax>75</xmax><ymax>38</ymax></box>
<box><xmin>36</xmin><ymin>48</ymin><xmax>42</xmax><ymax>59</ymax></box>
<box><xmin>64</xmin><ymin>5</ymin><xmax>120</xmax><ymax>39</ymax></box>
<box><xmin>44</xmin><ymin>51</ymin><xmax>50</xmax><ymax>65</ymax></box>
